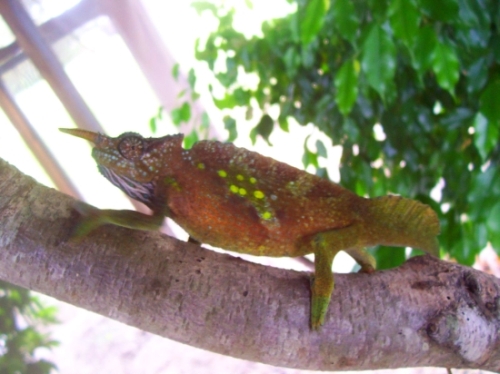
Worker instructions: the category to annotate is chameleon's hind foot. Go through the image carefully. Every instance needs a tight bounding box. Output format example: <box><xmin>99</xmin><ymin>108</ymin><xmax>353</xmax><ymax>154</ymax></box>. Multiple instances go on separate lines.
<box><xmin>345</xmin><ymin>247</ymin><xmax>376</xmax><ymax>273</ymax></box>
<box><xmin>310</xmin><ymin>293</ymin><xmax>330</xmax><ymax>330</ymax></box>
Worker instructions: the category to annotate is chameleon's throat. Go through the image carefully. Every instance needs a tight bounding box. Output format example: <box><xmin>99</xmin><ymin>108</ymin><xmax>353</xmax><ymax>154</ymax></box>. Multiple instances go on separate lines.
<box><xmin>98</xmin><ymin>165</ymin><xmax>155</xmax><ymax>206</ymax></box>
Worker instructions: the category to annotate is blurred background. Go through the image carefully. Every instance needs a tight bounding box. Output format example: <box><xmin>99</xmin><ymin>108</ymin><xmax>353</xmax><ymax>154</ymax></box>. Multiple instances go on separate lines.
<box><xmin>0</xmin><ymin>0</ymin><xmax>498</xmax><ymax>373</ymax></box>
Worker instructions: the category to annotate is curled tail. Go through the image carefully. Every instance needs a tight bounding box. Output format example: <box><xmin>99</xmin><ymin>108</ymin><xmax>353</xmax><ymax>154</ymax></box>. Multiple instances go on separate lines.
<box><xmin>368</xmin><ymin>195</ymin><xmax>440</xmax><ymax>256</ymax></box>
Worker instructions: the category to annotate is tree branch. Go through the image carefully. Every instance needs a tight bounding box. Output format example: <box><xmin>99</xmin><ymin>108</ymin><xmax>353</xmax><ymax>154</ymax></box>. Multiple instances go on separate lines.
<box><xmin>1</xmin><ymin>158</ymin><xmax>499</xmax><ymax>371</ymax></box>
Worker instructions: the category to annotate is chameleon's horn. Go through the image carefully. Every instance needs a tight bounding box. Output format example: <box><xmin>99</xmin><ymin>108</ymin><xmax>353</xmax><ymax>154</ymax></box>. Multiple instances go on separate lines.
<box><xmin>59</xmin><ymin>128</ymin><xmax>100</xmax><ymax>144</ymax></box>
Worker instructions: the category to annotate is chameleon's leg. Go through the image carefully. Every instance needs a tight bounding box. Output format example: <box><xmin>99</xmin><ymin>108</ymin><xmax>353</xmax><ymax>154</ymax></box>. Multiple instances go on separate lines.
<box><xmin>309</xmin><ymin>225</ymin><xmax>364</xmax><ymax>329</ymax></box>
<box><xmin>71</xmin><ymin>201</ymin><xmax>166</xmax><ymax>239</ymax></box>
<box><xmin>344</xmin><ymin>247</ymin><xmax>376</xmax><ymax>273</ymax></box>
<box><xmin>310</xmin><ymin>234</ymin><xmax>337</xmax><ymax>330</ymax></box>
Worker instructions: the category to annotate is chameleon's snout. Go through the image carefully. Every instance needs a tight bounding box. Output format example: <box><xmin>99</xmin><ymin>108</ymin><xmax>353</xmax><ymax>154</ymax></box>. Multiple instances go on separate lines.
<box><xmin>59</xmin><ymin>128</ymin><xmax>100</xmax><ymax>144</ymax></box>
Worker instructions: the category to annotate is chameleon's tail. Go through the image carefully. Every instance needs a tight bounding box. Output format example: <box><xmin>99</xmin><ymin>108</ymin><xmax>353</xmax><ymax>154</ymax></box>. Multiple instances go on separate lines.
<box><xmin>367</xmin><ymin>195</ymin><xmax>440</xmax><ymax>256</ymax></box>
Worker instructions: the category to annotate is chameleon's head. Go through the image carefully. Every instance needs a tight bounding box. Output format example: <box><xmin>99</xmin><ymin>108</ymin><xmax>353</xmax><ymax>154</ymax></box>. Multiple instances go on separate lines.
<box><xmin>60</xmin><ymin>128</ymin><xmax>183</xmax><ymax>205</ymax></box>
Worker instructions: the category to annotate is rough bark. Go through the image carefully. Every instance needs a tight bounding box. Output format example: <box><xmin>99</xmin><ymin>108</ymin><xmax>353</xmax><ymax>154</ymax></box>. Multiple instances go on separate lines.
<box><xmin>0</xmin><ymin>158</ymin><xmax>499</xmax><ymax>372</ymax></box>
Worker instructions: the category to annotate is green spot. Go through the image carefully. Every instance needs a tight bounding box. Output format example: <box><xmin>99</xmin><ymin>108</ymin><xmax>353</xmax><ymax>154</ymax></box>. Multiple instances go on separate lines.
<box><xmin>249</xmin><ymin>177</ymin><xmax>257</xmax><ymax>184</ymax></box>
<box><xmin>218</xmin><ymin>170</ymin><xmax>227</xmax><ymax>178</ymax></box>
<box><xmin>197</xmin><ymin>163</ymin><xmax>205</xmax><ymax>169</ymax></box>
<box><xmin>262</xmin><ymin>211</ymin><xmax>272</xmax><ymax>220</ymax></box>
<box><xmin>164</xmin><ymin>177</ymin><xmax>181</xmax><ymax>191</ymax></box>
<box><xmin>238</xmin><ymin>188</ymin><xmax>247</xmax><ymax>196</ymax></box>
<box><xmin>230</xmin><ymin>185</ymin><xmax>239</xmax><ymax>193</ymax></box>
<box><xmin>236</xmin><ymin>174</ymin><xmax>244</xmax><ymax>181</ymax></box>
<box><xmin>254</xmin><ymin>190</ymin><xmax>265</xmax><ymax>199</ymax></box>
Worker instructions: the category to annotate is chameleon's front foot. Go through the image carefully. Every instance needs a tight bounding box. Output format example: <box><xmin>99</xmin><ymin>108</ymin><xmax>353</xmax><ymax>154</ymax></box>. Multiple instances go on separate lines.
<box><xmin>69</xmin><ymin>202</ymin><xmax>106</xmax><ymax>240</ymax></box>
<box><xmin>68</xmin><ymin>201</ymin><xmax>165</xmax><ymax>241</ymax></box>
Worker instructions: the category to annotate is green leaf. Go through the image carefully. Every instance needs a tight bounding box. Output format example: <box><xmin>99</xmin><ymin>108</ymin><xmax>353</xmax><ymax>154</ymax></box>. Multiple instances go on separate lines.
<box><xmin>335</xmin><ymin>59</ymin><xmax>359</xmax><ymax>115</ymax></box>
<box><xmin>172</xmin><ymin>63</ymin><xmax>180</xmax><ymax>80</ymax></box>
<box><xmin>468</xmin><ymin>166</ymin><xmax>500</xmax><ymax>222</ymax></box>
<box><xmin>250</xmin><ymin>114</ymin><xmax>274</xmax><ymax>146</ymax></box>
<box><xmin>289</xmin><ymin>12</ymin><xmax>301</xmax><ymax>43</ymax></box>
<box><xmin>431</xmin><ymin>42</ymin><xmax>459</xmax><ymax>95</ymax></box>
<box><xmin>389</xmin><ymin>0</ymin><xmax>420</xmax><ymax>46</ymax></box>
<box><xmin>361</xmin><ymin>25</ymin><xmax>396</xmax><ymax>100</ymax></box>
<box><xmin>223</xmin><ymin>116</ymin><xmax>237</xmax><ymax>142</ymax></box>
<box><xmin>213</xmin><ymin>94</ymin><xmax>237</xmax><ymax>109</ymax></box>
<box><xmin>171</xmin><ymin>108</ymin><xmax>181</xmax><ymax>126</ymax></box>
<box><xmin>191</xmin><ymin>1</ymin><xmax>218</xmax><ymax>16</ymax></box>
<box><xmin>479</xmin><ymin>80</ymin><xmax>500</xmax><ymax>123</ymax></box>
<box><xmin>183</xmin><ymin>130</ymin><xmax>199</xmax><ymax>150</ymax></box>
<box><xmin>419</xmin><ymin>0</ymin><xmax>459</xmax><ymax>22</ymax></box>
<box><xmin>487</xmin><ymin>202</ymin><xmax>500</xmax><ymax>251</ymax></box>
<box><xmin>332</xmin><ymin>0</ymin><xmax>359</xmax><ymax>44</ymax></box>
<box><xmin>233</xmin><ymin>88</ymin><xmax>251</xmax><ymax>106</ymax></box>
<box><xmin>177</xmin><ymin>89</ymin><xmax>187</xmax><ymax>99</ymax></box>
<box><xmin>302</xmin><ymin>136</ymin><xmax>319</xmax><ymax>168</ymax></box>
<box><xmin>368</xmin><ymin>0</ymin><xmax>388</xmax><ymax>21</ymax></box>
<box><xmin>492</xmin><ymin>33</ymin><xmax>500</xmax><ymax>63</ymax></box>
<box><xmin>466</xmin><ymin>56</ymin><xmax>488</xmax><ymax>94</ymax></box>
<box><xmin>278</xmin><ymin>116</ymin><xmax>289</xmax><ymax>132</ymax></box>
<box><xmin>453</xmin><ymin>220</ymin><xmax>482</xmax><ymax>265</ymax></box>
<box><xmin>201</xmin><ymin>112</ymin><xmax>210</xmax><ymax>130</ymax></box>
<box><xmin>216</xmin><ymin>58</ymin><xmax>238</xmax><ymax>87</ymax></box>
<box><xmin>473</xmin><ymin>113</ymin><xmax>499</xmax><ymax>161</ymax></box>
<box><xmin>301</xmin><ymin>42</ymin><xmax>316</xmax><ymax>68</ymax></box>
<box><xmin>411</xmin><ymin>26</ymin><xmax>437</xmax><ymax>78</ymax></box>
<box><xmin>302</xmin><ymin>150</ymin><xmax>318</xmax><ymax>169</ymax></box>
<box><xmin>457</xmin><ymin>0</ymin><xmax>490</xmax><ymax>28</ymax></box>
<box><xmin>316</xmin><ymin>140</ymin><xmax>327</xmax><ymax>158</ymax></box>
<box><xmin>300</xmin><ymin>0</ymin><xmax>330</xmax><ymax>45</ymax></box>
<box><xmin>171</xmin><ymin>102</ymin><xmax>191</xmax><ymax>126</ymax></box>
<box><xmin>180</xmin><ymin>102</ymin><xmax>191</xmax><ymax>123</ymax></box>
<box><xmin>188</xmin><ymin>68</ymin><xmax>196</xmax><ymax>90</ymax></box>
<box><xmin>149</xmin><ymin>117</ymin><xmax>157</xmax><ymax>133</ymax></box>
<box><xmin>283</xmin><ymin>47</ymin><xmax>300</xmax><ymax>78</ymax></box>
<box><xmin>370</xmin><ymin>246</ymin><xmax>406</xmax><ymax>270</ymax></box>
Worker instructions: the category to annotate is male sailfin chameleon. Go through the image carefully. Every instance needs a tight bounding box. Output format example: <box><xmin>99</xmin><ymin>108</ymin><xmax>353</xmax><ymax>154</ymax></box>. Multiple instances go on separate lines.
<box><xmin>60</xmin><ymin>128</ymin><xmax>440</xmax><ymax>330</ymax></box>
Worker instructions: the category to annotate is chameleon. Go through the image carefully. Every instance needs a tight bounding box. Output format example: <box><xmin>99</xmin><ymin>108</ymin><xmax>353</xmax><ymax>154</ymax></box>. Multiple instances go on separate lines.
<box><xmin>60</xmin><ymin>128</ymin><xmax>440</xmax><ymax>329</ymax></box>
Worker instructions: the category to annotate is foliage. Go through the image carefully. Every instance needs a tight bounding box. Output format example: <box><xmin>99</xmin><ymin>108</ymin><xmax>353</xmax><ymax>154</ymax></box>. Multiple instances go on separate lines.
<box><xmin>159</xmin><ymin>64</ymin><xmax>211</xmax><ymax>149</ymax></box>
<box><xmin>177</xmin><ymin>0</ymin><xmax>500</xmax><ymax>268</ymax></box>
<box><xmin>0</xmin><ymin>281</ymin><xmax>58</xmax><ymax>374</ymax></box>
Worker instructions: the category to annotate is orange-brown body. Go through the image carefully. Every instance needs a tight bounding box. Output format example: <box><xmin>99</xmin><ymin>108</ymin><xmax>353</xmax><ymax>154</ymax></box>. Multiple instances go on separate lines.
<box><xmin>166</xmin><ymin>138</ymin><xmax>362</xmax><ymax>257</ymax></box>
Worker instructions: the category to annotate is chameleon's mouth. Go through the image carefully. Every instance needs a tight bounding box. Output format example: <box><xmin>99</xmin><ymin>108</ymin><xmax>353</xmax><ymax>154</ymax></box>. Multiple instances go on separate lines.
<box><xmin>98</xmin><ymin>165</ymin><xmax>156</xmax><ymax>206</ymax></box>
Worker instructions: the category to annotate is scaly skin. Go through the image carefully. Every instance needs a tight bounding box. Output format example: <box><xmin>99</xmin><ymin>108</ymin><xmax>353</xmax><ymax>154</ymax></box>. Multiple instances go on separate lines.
<box><xmin>60</xmin><ymin>128</ymin><xmax>440</xmax><ymax>329</ymax></box>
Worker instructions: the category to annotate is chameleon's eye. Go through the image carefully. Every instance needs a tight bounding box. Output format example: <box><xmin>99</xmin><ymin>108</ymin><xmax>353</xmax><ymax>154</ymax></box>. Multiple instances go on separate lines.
<box><xmin>118</xmin><ymin>136</ymin><xmax>144</xmax><ymax>160</ymax></box>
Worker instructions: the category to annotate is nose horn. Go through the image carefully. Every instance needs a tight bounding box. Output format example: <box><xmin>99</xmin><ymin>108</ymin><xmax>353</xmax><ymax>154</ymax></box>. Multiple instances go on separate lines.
<box><xmin>59</xmin><ymin>128</ymin><xmax>100</xmax><ymax>143</ymax></box>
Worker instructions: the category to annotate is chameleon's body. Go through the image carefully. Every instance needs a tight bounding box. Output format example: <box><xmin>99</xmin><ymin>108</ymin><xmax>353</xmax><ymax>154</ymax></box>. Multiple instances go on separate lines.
<box><xmin>60</xmin><ymin>128</ymin><xmax>440</xmax><ymax>329</ymax></box>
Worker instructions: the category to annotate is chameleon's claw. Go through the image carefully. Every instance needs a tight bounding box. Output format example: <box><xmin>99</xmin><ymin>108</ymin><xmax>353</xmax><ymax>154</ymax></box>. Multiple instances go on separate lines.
<box><xmin>358</xmin><ymin>264</ymin><xmax>376</xmax><ymax>274</ymax></box>
<box><xmin>309</xmin><ymin>273</ymin><xmax>333</xmax><ymax>330</ymax></box>
<box><xmin>311</xmin><ymin>295</ymin><xmax>330</xmax><ymax>330</ymax></box>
